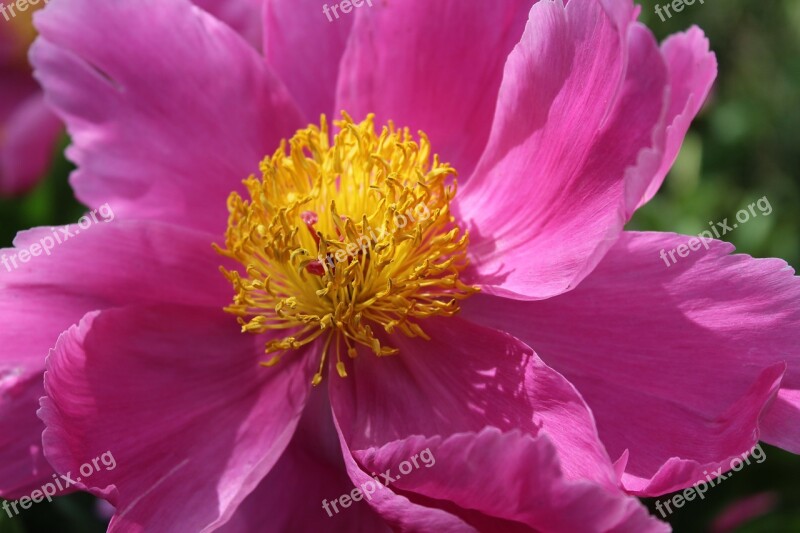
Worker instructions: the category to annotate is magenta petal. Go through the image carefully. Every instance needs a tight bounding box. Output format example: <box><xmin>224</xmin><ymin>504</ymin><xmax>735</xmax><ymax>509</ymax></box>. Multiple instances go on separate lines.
<box><xmin>3</xmin><ymin>221</ymin><xmax>232</xmax><ymax>335</ymax></box>
<box><xmin>2</xmin><ymin>221</ymin><xmax>227</xmax><ymax>317</ymax></box>
<box><xmin>193</xmin><ymin>0</ymin><xmax>264</xmax><ymax>50</ymax></box>
<box><xmin>458</xmin><ymin>0</ymin><xmax>671</xmax><ymax>300</ymax></box>
<box><xmin>330</xmin><ymin>317</ymin><xmax>619</xmax><ymax>488</ymax></box>
<box><xmin>336</xmin><ymin>0</ymin><xmax>533</xmax><ymax>178</ymax></box>
<box><xmin>344</xmin><ymin>429</ymin><xmax>668</xmax><ymax>532</ymax></box>
<box><xmin>0</xmin><ymin>286</ymin><xmax>97</xmax><ymax>496</ymax></box>
<box><xmin>760</xmin><ymin>389</ymin><xmax>800</xmax><ymax>455</ymax></box>
<box><xmin>220</xmin><ymin>387</ymin><xmax>388</xmax><ymax>533</ymax></box>
<box><xmin>0</xmin><ymin>66</ymin><xmax>55</xmax><ymax>197</ymax></box>
<box><xmin>1</xmin><ymin>219</ymin><xmax>231</xmax><ymax>366</ymax></box>
<box><xmin>0</xmin><ymin>221</ymin><xmax>229</xmax><ymax>497</ymax></box>
<box><xmin>0</xmin><ymin>375</ymin><xmax>52</xmax><ymax>497</ymax></box>
<box><xmin>0</xmin><ymin>91</ymin><xmax>61</xmax><ymax>196</ymax></box>
<box><xmin>330</xmin><ymin>421</ymin><xmax>474</xmax><ymax>531</ymax></box>
<box><xmin>635</xmin><ymin>26</ymin><xmax>717</xmax><ymax>209</ymax></box>
<box><xmin>1</xmin><ymin>220</ymin><xmax>230</xmax><ymax>370</ymax></box>
<box><xmin>220</xmin><ymin>443</ymin><xmax>389</xmax><ymax>533</ymax></box>
<box><xmin>40</xmin><ymin>305</ymin><xmax>317</xmax><ymax>532</ymax></box>
<box><xmin>264</xmin><ymin>0</ymin><xmax>355</xmax><ymax>122</ymax></box>
<box><xmin>463</xmin><ymin>231</ymin><xmax>800</xmax><ymax>495</ymax></box>
<box><xmin>31</xmin><ymin>0</ymin><xmax>304</xmax><ymax>233</ymax></box>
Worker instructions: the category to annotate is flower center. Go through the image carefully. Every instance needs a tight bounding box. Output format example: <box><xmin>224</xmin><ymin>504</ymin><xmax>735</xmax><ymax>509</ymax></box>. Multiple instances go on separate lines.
<box><xmin>217</xmin><ymin>114</ymin><xmax>478</xmax><ymax>385</ymax></box>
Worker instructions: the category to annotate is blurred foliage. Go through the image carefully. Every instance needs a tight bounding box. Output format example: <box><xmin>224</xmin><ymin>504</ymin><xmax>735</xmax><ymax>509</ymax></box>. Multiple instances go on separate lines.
<box><xmin>1</xmin><ymin>1</ymin><xmax>799</xmax><ymax>532</ymax></box>
<box><xmin>635</xmin><ymin>0</ymin><xmax>800</xmax><ymax>269</ymax></box>
<box><xmin>0</xmin><ymin>492</ymin><xmax>107</xmax><ymax>533</ymax></box>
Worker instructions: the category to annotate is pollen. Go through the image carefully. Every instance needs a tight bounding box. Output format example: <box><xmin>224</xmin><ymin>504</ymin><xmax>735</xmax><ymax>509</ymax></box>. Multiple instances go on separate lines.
<box><xmin>216</xmin><ymin>113</ymin><xmax>478</xmax><ymax>385</ymax></box>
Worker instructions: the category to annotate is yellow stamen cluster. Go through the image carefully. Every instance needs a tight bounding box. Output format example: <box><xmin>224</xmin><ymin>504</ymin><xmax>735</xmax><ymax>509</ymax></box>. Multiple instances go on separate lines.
<box><xmin>216</xmin><ymin>114</ymin><xmax>477</xmax><ymax>385</ymax></box>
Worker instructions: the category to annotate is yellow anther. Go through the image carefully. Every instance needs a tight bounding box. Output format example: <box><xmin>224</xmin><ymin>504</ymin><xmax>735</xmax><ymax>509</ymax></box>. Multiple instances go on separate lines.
<box><xmin>260</xmin><ymin>355</ymin><xmax>281</xmax><ymax>368</ymax></box>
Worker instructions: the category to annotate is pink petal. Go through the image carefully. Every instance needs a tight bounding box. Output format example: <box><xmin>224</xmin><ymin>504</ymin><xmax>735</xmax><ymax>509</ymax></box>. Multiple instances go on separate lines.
<box><xmin>193</xmin><ymin>0</ymin><xmax>264</xmax><ymax>50</ymax></box>
<box><xmin>458</xmin><ymin>0</ymin><xmax>671</xmax><ymax>300</ymax></box>
<box><xmin>5</xmin><ymin>220</ymin><xmax>230</xmax><ymax>312</ymax></box>
<box><xmin>462</xmin><ymin>231</ymin><xmax>800</xmax><ymax>496</ymax></box>
<box><xmin>336</xmin><ymin>0</ymin><xmax>534</xmax><ymax>178</ymax></box>
<box><xmin>264</xmin><ymin>0</ymin><xmax>355</xmax><ymax>122</ymax></box>
<box><xmin>634</xmin><ymin>26</ymin><xmax>717</xmax><ymax>209</ymax></box>
<box><xmin>0</xmin><ymin>375</ymin><xmax>52</xmax><ymax>497</ymax></box>
<box><xmin>340</xmin><ymin>428</ymin><xmax>668</xmax><ymax>532</ymax></box>
<box><xmin>329</xmin><ymin>317</ymin><xmax>619</xmax><ymax>489</ymax></box>
<box><xmin>40</xmin><ymin>304</ymin><xmax>317</xmax><ymax>532</ymax></box>
<box><xmin>759</xmin><ymin>388</ymin><xmax>800</xmax><ymax>454</ymax></box>
<box><xmin>330</xmin><ymin>422</ymin><xmax>475</xmax><ymax>531</ymax></box>
<box><xmin>0</xmin><ymin>91</ymin><xmax>62</xmax><ymax>195</ymax></box>
<box><xmin>0</xmin><ymin>288</ymin><xmax>93</xmax><ymax>497</ymax></box>
<box><xmin>95</xmin><ymin>498</ymin><xmax>116</xmax><ymax>521</ymax></box>
<box><xmin>220</xmin><ymin>387</ymin><xmax>388</xmax><ymax>532</ymax></box>
<box><xmin>31</xmin><ymin>0</ymin><xmax>304</xmax><ymax>233</ymax></box>
<box><xmin>0</xmin><ymin>220</ymin><xmax>229</xmax><ymax>496</ymax></box>
<box><xmin>0</xmin><ymin>63</ymin><xmax>54</xmax><ymax>197</ymax></box>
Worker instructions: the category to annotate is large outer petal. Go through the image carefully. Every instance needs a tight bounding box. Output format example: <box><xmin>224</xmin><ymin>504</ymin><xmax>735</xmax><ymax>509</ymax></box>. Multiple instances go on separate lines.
<box><xmin>330</xmin><ymin>317</ymin><xmax>615</xmax><ymax>485</ymax></box>
<box><xmin>31</xmin><ymin>0</ymin><xmax>304</xmax><ymax>234</ymax></box>
<box><xmin>337</xmin><ymin>428</ymin><xmax>667</xmax><ymax>532</ymax></box>
<box><xmin>458</xmin><ymin>0</ymin><xmax>713</xmax><ymax>301</ymax></box>
<box><xmin>263</xmin><ymin>0</ymin><xmax>355</xmax><ymax>122</ymax></box>
<box><xmin>327</xmin><ymin>317</ymin><xmax>650</xmax><ymax>528</ymax></box>
<box><xmin>336</xmin><ymin>0</ymin><xmax>534</xmax><ymax>178</ymax></box>
<box><xmin>0</xmin><ymin>220</ymin><xmax>230</xmax><ymax>496</ymax></box>
<box><xmin>463</xmin><ymin>231</ymin><xmax>800</xmax><ymax>496</ymax></box>
<box><xmin>40</xmin><ymin>305</ymin><xmax>317</xmax><ymax>532</ymax></box>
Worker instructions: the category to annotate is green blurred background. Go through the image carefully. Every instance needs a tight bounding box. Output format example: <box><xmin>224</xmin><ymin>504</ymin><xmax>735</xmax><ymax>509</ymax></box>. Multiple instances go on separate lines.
<box><xmin>1</xmin><ymin>1</ymin><xmax>799</xmax><ymax>532</ymax></box>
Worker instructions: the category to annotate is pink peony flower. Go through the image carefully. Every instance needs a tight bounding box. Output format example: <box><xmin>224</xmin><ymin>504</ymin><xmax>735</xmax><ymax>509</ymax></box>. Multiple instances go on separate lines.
<box><xmin>1</xmin><ymin>0</ymin><xmax>798</xmax><ymax>531</ymax></box>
